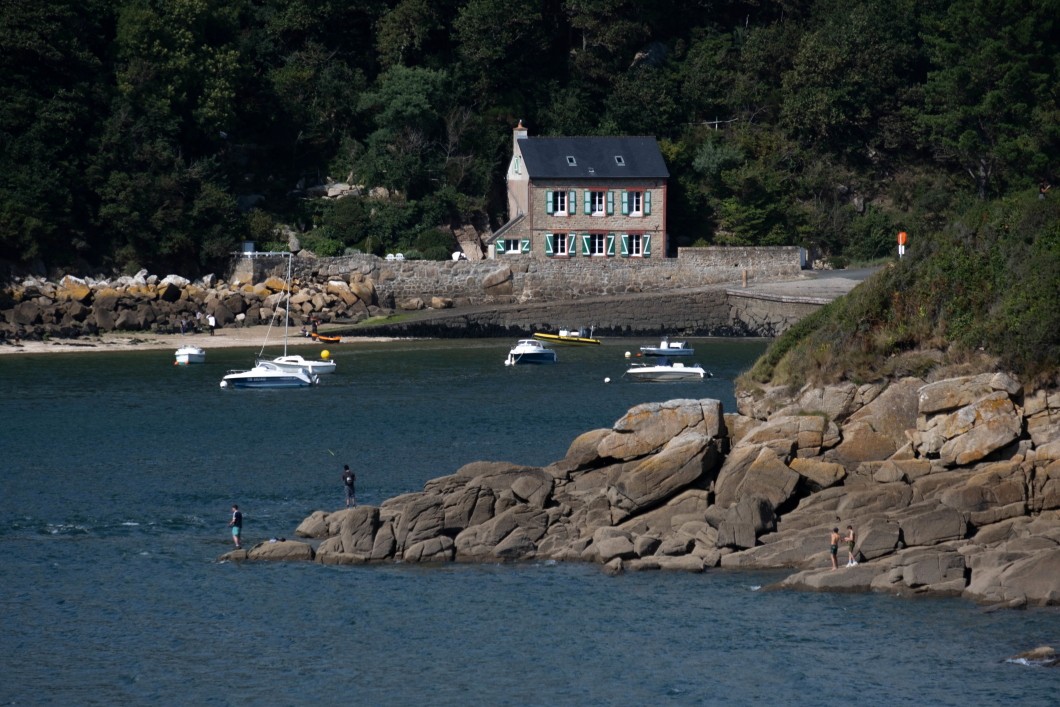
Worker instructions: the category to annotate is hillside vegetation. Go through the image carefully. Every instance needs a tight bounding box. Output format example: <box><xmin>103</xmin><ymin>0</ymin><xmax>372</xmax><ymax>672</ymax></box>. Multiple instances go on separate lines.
<box><xmin>743</xmin><ymin>191</ymin><xmax>1060</xmax><ymax>387</ymax></box>
<box><xmin>1</xmin><ymin>0</ymin><xmax>1057</xmax><ymax>275</ymax></box>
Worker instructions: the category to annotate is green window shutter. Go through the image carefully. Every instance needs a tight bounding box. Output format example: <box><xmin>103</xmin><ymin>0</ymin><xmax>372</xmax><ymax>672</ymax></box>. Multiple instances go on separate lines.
<box><xmin>621</xmin><ymin>191</ymin><xmax>629</xmax><ymax>215</ymax></box>
<box><xmin>584</xmin><ymin>190</ymin><xmax>591</xmax><ymax>215</ymax></box>
<box><xmin>606</xmin><ymin>233</ymin><xmax>615</xmax><ymax>256</ymax></box>
<box><xmin>521</xmin><ymin>238</ymin><xmax>530</xmax><ymax>253</ymax></box>
<box><xmin>581</xmin><ymin>233</ymin><xmax>591</xmax><ymax>255</ymax></box>
<box><xmin>644</xmin><ymin>191</ymin><xmax>652</xmax><ymax>215</ymax></box>
<box><xmin>546</xmin><ymin>191</ymin><xmax>554</xmax><ymax>215</ymax></box>
<box><xmin>620</xmin><ymin>234</ymin><xmax>629</xmax><ymax>257</ymax></box>
<box><xmin>607</xmin><ymin>191</ymin><xmax>615</xmax><ymax>215</ymax></box>
<box><xmin>495</xmin><ymin>239</ymin><xmax>506</xmax><ymax>254</ymax></box>
<box><xmin>643</xmin><ymin>234</ymin><xmax>652</xmax><ymax>257</ymax></box>
<box><xmin>545</xmin><ymin>233</ymin><xmax>554</xmax><ymax>256</ymax></box>
<box><xmin>569</xmin><ymin>191</ymin><xmax>576</xmax><ymax>216</ymax></box>
<box><xmin>567</xmin><ymin>233</ymin><xmax>577</xmax><ymax>256</ymax></box>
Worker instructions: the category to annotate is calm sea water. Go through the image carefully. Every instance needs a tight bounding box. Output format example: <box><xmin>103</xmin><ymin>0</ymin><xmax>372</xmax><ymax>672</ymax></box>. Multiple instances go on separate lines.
<box><xmin>1</xmin><ymin>338</ymin><xmax>1057</xmax><ymax>706</ymax></box>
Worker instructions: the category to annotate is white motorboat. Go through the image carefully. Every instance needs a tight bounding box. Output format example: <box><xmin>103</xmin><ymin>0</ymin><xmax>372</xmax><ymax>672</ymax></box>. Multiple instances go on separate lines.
<box><xmin>639</xmin><ymin>337</ymin><xmax>693</xmax><ymax>357</ymax></box>
<box><xmin>505</xmin><ymin>339</ymin><xmax>558</xmax><ymax>365</ymax></box>
<box><xmin>221</xmin><ymin>360</ymin><xmax>319</xmax><ymax>389</ymax></box>
<box><xmin>258</xmin><ymin>353</ymin><xmax>336</xmax><ymax>375</ymax></box>
<box><xmin>174</xmin><ymin>344</ymin><xmax>206</xmax><ymax>365</ymax></box>
<box><xmin>624</xmin><ymin>358</ymin><xmax>709</xmax><ymax>382</ymax></box>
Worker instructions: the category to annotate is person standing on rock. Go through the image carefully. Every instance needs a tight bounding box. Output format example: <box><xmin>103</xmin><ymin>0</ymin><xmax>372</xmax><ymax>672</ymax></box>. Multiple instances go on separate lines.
<box><xmin>342</xmin><ymin>464</ymin><xmax>356</xmax><ymax>508</ymax></box>
<box><xmin>229</xmin><ymin>504</ymin><xmax>243</xmax><ymax>549</ymax></box>
<box><xmin>845</xmin><ymin>525</ymin><xmax>858</xmax><ymax>566</ymax></box>
<box><xmin>829</xmin><ymin>527</ymin><xmax>840</xmax><ymax>570</ymax></box>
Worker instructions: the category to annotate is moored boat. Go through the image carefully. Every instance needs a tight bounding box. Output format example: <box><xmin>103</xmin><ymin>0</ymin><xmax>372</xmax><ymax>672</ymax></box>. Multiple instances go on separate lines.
<box><xmin>639</xmin><ymin>337</ymin><xmax>693</xmax><ymax>357</ymax></box>
<box><xmin>623</xmin><ymin>358</ymin><xmax>709</xmax><ymax>382</ymax></box>
<box><xmin>221</xmin><ymin>361</ymin><xmax>319</xmax><ymax>389</ymax></box>
<box><xmin>505</xmin><ymin>339</ymin><xmax>558</xmax><ymax>365</ymax></box>
<box><xmin>174</xmin><ymin>344</ymin><xmax>206</xmax><ymax>365</ymax></box>
<box><xmin>532</xmin><ymin>327</ymin><xmax>601</xmax><ymax>346</ymax></box>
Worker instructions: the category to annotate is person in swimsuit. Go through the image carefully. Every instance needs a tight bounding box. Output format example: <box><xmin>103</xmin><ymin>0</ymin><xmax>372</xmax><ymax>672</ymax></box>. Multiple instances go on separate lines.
<box><xmin>829</xmin><ymin>527</ymin><xmax>840</xmax><ymax>570</ymax></box>
<box><xmin>845</xmin><ymin>525</ymin><xmax>858</xmax><ymax>566</ymax></box>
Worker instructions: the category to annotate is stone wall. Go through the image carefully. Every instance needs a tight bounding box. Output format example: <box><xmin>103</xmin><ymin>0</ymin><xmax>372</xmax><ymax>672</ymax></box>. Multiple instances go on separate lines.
<box><xmin>230</xmin><ymin>246</ymin><xmax>804</xmax><ymax>307</ymax></box>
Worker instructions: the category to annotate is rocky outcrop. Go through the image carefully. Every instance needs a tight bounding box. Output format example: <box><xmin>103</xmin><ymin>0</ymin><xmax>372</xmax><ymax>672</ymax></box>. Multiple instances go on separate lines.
<box><xmin>265</xmin><ymin>373</ymin><xmax>1059</xmax><ymax>607</ymax></box>
<box><xmin>0</xmin><ymin>266</ymin><xmax>386</xmax><ymax>342</ymax></box>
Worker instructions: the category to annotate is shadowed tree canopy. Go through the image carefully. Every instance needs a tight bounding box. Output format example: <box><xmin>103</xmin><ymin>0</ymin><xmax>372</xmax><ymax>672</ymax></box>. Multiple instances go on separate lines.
<box><xmin>0</xmin><ymin>0</ymin><xmax>1055</xmax><ymax>274</ymax></box>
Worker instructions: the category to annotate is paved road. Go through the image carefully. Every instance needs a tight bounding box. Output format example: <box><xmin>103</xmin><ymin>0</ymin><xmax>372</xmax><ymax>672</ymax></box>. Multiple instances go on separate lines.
<box><xmin>732</xmin><ymin>267</ymin><xmax>881</xmax><ymax>302</ymax></box>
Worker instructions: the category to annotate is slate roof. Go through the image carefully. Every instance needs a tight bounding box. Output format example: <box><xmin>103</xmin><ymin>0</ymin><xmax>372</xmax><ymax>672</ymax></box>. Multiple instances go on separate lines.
<box><xmin>519</xmin><ymin>136</ymin><xmax>669</xmax><ymax>180</ymax></box>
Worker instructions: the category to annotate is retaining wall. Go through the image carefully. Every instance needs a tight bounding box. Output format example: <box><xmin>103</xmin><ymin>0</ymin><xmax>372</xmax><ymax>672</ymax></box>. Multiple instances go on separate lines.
<box><xmin>229</xmin><ymin>246</ymin><xmax>803</xmax><ymax>306</ymax></box>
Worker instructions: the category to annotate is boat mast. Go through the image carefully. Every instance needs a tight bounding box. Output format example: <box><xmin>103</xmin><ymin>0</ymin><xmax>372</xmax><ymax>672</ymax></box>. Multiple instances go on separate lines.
<box><xmin>283</xmin><ymin>252</ymin><xmax>291</xmax><ymax>357</ymax></box>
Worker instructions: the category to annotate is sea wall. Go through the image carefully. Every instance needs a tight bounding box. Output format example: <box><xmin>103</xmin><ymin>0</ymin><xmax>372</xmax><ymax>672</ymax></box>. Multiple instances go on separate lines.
<box><xmin>232</xmin><ymin>246</ymin><xmax>803</xmax><ymax>307</ymax></box>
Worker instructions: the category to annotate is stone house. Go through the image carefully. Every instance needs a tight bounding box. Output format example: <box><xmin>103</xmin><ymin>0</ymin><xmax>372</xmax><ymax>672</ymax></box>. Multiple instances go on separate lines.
<box><xmin>494</xmin><ymin>121</ymin><xmax>670</xmax><ymax>259</ymax></box>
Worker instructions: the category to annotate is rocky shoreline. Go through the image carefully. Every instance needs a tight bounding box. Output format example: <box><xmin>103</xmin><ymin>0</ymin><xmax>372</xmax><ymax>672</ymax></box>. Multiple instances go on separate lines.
<box><xmin>0</xmin><ymin>267</ymin><xmax>385</xmax><ymax>344</ymax></box>
<box><xmin>223</xmin><ymin>369</ymin><xmax>1060</xmax><ymax>609</ymax></box>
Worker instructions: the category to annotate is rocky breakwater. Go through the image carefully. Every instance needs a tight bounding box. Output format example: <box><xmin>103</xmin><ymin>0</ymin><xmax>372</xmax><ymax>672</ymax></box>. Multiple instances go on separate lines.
<box><xmin>228</xmin><ymin>373</ymin><xmax>1060</xmax><ymax>607</ymax></box>
<box><xmin>0</xmin><ymin>268</ymin><xmax>384</xmax><ymax>341</ymax></box>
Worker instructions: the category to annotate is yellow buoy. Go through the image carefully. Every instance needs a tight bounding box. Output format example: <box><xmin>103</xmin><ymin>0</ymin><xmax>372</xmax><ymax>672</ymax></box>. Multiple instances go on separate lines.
<box><xmin>321</xmin><ymin>349</ymin><xmax>330</xmax><ymax>360</ymax></box>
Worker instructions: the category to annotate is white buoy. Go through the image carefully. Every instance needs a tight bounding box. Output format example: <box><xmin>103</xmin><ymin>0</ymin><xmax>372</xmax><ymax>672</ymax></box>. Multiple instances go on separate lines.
<box><xmin>624</xmin><ymin>351</ymin><xmax>631</xmax><ymax>358</ymax></box>
<box><xmin>604</xmin><ymin>377</ymin><xmax>611</xmax><ymax>383</ymax></box>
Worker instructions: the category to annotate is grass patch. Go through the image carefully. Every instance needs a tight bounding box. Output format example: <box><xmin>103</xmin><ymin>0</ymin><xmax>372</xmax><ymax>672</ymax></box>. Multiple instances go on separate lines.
<box><xmin>741</xmin><ymin>191</ymin><xmax>1060</xmax><ymax>390</ymax></box>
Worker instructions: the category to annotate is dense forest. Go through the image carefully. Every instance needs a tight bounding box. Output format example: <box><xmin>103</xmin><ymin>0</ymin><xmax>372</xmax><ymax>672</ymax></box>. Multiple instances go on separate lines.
<box><xmin>1</xmin><ymin>0</ymin><xmax>1057</xmax><ymax>276</ymax></box>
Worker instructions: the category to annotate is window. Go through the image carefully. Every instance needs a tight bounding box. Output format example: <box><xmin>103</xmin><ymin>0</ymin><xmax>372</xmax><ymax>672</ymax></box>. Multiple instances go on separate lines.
<box><xmin>566</xmin><ymin>156</ymin><xmax>577</xmax><ymax>167</ymax></box>
<box><xmin>591</xmin><ymin>190</ymin><xmax>606</xmax><ymax>215</ymax></box>
<box><xmin>546</xmin><ymin>233</ymin><xmax>569</xmax><ymax>256</ymax></box>
<box><xmin>497</xmin><ymin>238</ymin><xmax>528</xmax><ymax>255</ymax></box>
<box><xmin>550</xmin><ymin>190</ymin><xmax>567</xmax><ymax>215</ymax></box>
<box><xmin>629</xmin><ymin>191</ymin><xmax>642</xmax><ymax>215</ymax></box>
<box><xmin>620</xmin><ymin>233</ymin><xmax>652</xmax><ymax>258</ymax></box>
<box><xmin>614</xmin><ymin>155</ymin><xmax>625</xmax><ymax>166</ymax></box>
<box><xmin>623</xmin><ymin>190</ymin><xmax>650</xmax><ymax>216</ymax></box>
<box><xmin>630</xmin><ymin>233</ymin><xmax>643</xmax><ymax>256</ymax></box>
<box><xmin>590</xmin><ymin>233</ymin><xmax>607</xmax><ymax>255</ymax></box>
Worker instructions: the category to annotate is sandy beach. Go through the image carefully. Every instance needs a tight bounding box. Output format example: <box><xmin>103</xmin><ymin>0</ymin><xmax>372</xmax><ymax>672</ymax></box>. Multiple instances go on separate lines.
<box><xmin>0</xmin><ymin>326</ymin><xmax>394</xmax><ymax>356</ymax></box>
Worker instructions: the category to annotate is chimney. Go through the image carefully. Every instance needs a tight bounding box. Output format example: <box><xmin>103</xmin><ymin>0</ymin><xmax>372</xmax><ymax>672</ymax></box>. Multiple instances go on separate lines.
<box><xmin>513</xmin><ymin>119</ymin><xmax>528</xmax><ymax>151</ymax></box>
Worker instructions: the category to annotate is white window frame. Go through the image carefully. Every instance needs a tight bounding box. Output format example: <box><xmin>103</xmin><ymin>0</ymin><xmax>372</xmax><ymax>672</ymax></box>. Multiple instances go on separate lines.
<box><xmin>591</xmin><ymin>190</ymin><xmax>606</xmax><ymax>216</ymax></box>
<box><xmin>552</xmin><ymin>190</ymin><xmax>567</xmax><ymax>216</ymax></box>
<box><xmin>590</xmin><ymin>233</ymin><xmax>607</xmax><ymax>256</ymax></box>
<box><xmin>503</xmin><ymin>238</ymin><xmax>520</xmax><ymax>254</ymax></box>
<box><xmin>630</xmin><ymin>233</ymin><xmax>643</xmax><ymax>256</ymax></box>
<box><xmin>629</xmin><ymin>190</ymin><xmax>643</xmax><ymax>216</ymax></box>
<box><xmin>555</xmin><ymin>232</ymin><xmax>568</xmax><ymax>256</ymax></box>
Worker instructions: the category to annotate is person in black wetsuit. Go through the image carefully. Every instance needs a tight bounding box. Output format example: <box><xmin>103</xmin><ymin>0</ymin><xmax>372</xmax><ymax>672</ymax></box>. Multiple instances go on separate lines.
<box><xmin>343</xmin><ymin>465</ymin><xmax>356</xmax><ymax>508</ymax></box>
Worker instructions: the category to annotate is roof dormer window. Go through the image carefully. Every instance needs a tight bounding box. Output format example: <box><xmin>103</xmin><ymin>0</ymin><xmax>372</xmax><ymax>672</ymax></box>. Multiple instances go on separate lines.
<box><xmin>566</xmin><ymin>156</ymin><xmax>577</xmax><ymax>167</ymax></box>
<box><xmin>615</xmin><ymin>155</ymin><xmax>625</xmax><ymax>166</ymax></box>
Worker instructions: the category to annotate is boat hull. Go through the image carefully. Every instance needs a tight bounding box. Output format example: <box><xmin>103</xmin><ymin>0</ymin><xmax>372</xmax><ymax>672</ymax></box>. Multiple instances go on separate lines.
<box><xmin>221</xmin><ymin>362</ymin><xmax>318</xmax><ymax>389</ymax></box>
<box><xmin>507</xmin><ymin>351</ymin><xmax>558</xmax><ymax>364</ymax></box>
<box><xmin>174</xmin><ymin>346</ymin><xmax>206</xmax><ymax>365</ymax></box>
<box><xmin>624</xmin><ymin>364</ymin><xmax>706</xmax><ymax>382</ymax></box>
<box><xmin>532</xmin><ymin>329</ymin><xmax>601</xmax><ymax>346</ymax></box>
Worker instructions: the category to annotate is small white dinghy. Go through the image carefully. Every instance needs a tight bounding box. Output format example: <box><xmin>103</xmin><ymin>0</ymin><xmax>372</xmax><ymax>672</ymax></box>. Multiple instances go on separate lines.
<box><xmin>175</xmin><ymin>345</ymin><xmax>206</xmax><ymax>365</ymax></box>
